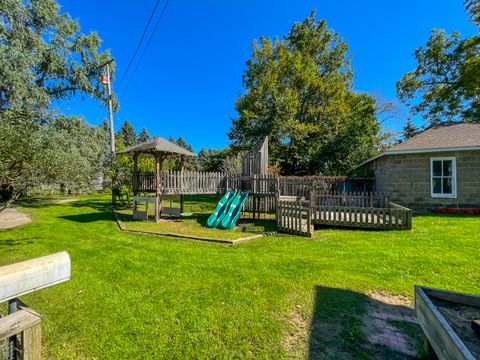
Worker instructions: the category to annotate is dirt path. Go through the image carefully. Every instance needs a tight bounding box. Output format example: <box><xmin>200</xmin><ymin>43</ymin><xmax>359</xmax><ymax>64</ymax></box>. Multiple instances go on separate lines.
<box><xmin>0</xmin><ymin>207</ymin><xmax>32</xmax><ymax>229</ymax></box>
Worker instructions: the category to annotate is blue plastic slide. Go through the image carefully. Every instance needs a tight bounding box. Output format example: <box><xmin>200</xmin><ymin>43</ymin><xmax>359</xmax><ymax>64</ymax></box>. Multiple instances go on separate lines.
<box><xmin>219</xmin><ymin>191</ymin><xmax>250</xmax><ymax>230</ymax></box>
<box><xmin>207</xmin><ymin>190</ymin><xmax>237</xmax><ymax>228</ymax></box>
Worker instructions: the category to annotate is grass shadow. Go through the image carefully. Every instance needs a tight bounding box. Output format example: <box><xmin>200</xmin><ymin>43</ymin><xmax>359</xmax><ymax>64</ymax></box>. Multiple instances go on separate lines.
<box><xmin>308</xmin><ymin>287</ymin><xmax>424</xmax><ymax>359</ymax></box>
<box><xmin>59</xmin><ymin>212</ymin><xmax>114</xmax><ymax>223</ymax></box>
<box><xmin>0</xmin><ymin>237</ymin><xmax>35</xmax><ymax>247</ymax></box>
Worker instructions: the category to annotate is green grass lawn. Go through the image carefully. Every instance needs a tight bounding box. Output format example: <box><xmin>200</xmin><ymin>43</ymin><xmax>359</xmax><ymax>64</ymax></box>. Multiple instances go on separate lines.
<box><xmin>0</xmin><ymin>195</ymin><xmax>479</xmax><ymax>359</ymax></box>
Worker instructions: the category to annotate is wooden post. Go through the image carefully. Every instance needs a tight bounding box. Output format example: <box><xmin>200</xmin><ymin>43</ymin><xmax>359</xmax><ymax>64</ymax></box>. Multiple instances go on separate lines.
<box><xmin>22</xmin><ymin>322</ymin><xmax>41</xmax><ymax>360</ymax></box>
<box><xmin>180</xmin><ymin>195</ymin><xmax>184</xmax><ymax>214</ymax></box>
<box><xmin>8</xmin><ymin>298</ymin><xmax>18</xmax><ymax>360</ymax></box>
<box><xmin>155</xmin><ymin>154</ymin><xmax>164</xmax><ymax>222</ymax></box>
<box><xmin>133</xmin><ymin>152</ymin><xmax>139</xmax><ymax>197</ymax></box>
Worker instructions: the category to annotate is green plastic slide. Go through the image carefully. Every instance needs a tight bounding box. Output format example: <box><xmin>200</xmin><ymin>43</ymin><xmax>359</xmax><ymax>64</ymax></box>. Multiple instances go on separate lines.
<box><xmin>219</xmin><ymin>191</ymin><xmax>250</xmax><ymax>230</ymax></box>
<box><xmin>207</xmin><ymin>190</ymin><xmax>237</xmax><ymax>228</ymax></box>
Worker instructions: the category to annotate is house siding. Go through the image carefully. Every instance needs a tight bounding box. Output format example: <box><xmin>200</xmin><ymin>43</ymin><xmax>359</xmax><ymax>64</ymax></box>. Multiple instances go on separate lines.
<box><xmin>369</xmin><ymin>150</ymin><xmax>480</xmax><ymax>210</ymax></box>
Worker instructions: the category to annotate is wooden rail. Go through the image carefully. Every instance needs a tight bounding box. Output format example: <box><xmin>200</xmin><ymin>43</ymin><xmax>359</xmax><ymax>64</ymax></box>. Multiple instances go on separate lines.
<box><xmin>161</xmin><ymin>171</ymin><xmax>225</xmax><ymax>195</ymax></box>
<box><xmin>0</xmin><ymin>307</ymin><xmax>42</xmax><ymax>360</ymax></box>
<box><xmin>133</xmin><ymin>170</ymin><xmax>226</xmax><ymax>194</ymax></box>
<box><xmin>276</xmin><ymin>191</ymin><xmax>412</xmax><ymax>235</ymax></box>
<box><xmin>310</xmin><ymin>192</ymin><xmax>412</xmax><ymax>230</ymax></box>
<box><xmin>415</xmin><ymin>286</ymin><xmax>480</xmax><ymax>359</ymax></box>
<box><xmin>277</xmin><ymin>198</ymin><xmax>313</xmax><ymax>237</ymax></box>
<box><xmin>0</xmin><ymin>253</ymin><xmax>71</xmax><ymax>360</ymax></box>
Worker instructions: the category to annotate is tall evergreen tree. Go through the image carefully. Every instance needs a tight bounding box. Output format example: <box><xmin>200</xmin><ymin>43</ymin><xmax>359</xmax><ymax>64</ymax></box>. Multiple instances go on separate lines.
<box><xmin>137</xmin><ymin>127</ymin><xmax>150</xmax><ymax>143</ymax></box>
<box><xmin>117</xmin><ymin>120</ymin><xmax>137</xmax><ymax>147</ymax></box>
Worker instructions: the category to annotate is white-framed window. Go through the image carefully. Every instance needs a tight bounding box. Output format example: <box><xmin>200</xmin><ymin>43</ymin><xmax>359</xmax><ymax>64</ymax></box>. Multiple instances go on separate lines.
<box><xmin>430</xmin><ymin>157</ymin><xmax>457</xmax><ymax>198</ymax></box>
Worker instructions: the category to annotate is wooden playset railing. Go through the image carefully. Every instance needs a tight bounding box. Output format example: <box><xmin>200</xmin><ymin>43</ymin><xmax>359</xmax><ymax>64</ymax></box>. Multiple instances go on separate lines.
<box><xmin>0</xmin><ymin>253</ymin><xmax>70</xmax><ymax>360</ymax></box>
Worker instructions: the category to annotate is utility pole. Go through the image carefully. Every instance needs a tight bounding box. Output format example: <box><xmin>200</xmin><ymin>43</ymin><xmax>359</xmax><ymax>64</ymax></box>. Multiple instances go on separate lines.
<box><xmin>105</xmin><ymin>63</ymin><xmax>115</xmax><ymax>153</ymax></box>
<box><xmin>99</xmin><ymin>59</ymin><xmax>116</xmax><ymax>205</ymax></box>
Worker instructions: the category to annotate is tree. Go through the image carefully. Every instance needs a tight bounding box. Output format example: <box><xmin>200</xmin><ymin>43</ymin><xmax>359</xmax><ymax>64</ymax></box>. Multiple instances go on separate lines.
<box><xmin>0</xmin><ymin>0</ymin><xmax>114</xmax><ymax>112</ymax></box>
<box><xmin>0</xmin><ymin>0</ymin><xmax>114</xmax><ymax>206</ymax></box>
<box><xmin>228</xmin><ymin>12</ymin><xmax>380</xmax><ymax>175</ymax></box>
<box><xmin>137</xmin><ymin>127</ymin><xmax>150</xmax><ymax>143</ymax></box>
<box><xmin>197</xmin><ymin>148</ymin><xmax>225</xmax><ymax>172</ymax></box>
<box><xmin>165</xmin><ymin>137</ymin><xmax>198</xmax><ymax>171</ymax></box>
<box><xmin>197</xmin><ymin>147</ymin><xmax>241</xmax><ymax>173</ymax></box>
<box><xmin>401</xmin><ymin>119</ymin><xmax>421</xmax><ymax>141</ymax></box>
<box><xmin>397</xmin><ymin>2</ymin><xmax>480</xmax><ymax>124</ymax></box>
<box><xmin>0</xmin><ymin>112</ymin><xmax>108</xmax><ymax>208</ymax></box>
<box><xmin>117</xmin><ymin>120</ymin><xmax>137</xmax><ymax>148</ymax></box>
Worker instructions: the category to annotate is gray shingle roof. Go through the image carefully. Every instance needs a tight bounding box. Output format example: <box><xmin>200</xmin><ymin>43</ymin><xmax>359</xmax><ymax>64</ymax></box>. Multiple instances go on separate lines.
<box><xmin>117</xmin><ymin>137</ymin><xmax>197</xmax><ymax>157</ymax></box>
<box><xmin>388</xmin><ymin>122</ymin><xmax>480</xmax><ymax>152</ymax></box>
<box><xmin>358</xmin><ymin>122</ymin><xmax>480</xmax><ymax>167</ymax></box>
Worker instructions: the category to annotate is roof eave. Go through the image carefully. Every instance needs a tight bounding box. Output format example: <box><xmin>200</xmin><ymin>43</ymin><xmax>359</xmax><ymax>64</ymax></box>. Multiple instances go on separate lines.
<box><xmin>357</xmin><ymin>145</ymin><xmax>480</xmax><ymax>168</ymax></box>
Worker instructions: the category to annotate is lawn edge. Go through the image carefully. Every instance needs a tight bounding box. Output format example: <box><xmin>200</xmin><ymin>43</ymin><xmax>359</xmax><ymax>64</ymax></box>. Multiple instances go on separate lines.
<box><xmin>112</xmin><ymin>210</ymin><xmax>276</xmax><ymax>245</ymax></box>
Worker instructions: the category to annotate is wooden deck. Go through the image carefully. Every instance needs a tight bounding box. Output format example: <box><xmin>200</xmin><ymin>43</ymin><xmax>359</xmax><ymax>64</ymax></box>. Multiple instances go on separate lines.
<box><xmin>276</xmin><ymin>192</ymin><xmax>412</xmax><ymax>236</ymax></box>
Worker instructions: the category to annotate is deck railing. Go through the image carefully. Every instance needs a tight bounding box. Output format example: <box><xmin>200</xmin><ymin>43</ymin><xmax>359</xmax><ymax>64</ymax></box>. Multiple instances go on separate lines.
<box><xmin>309</xmin><ymin>191</ymin><xmax>412</xmax><ymax>230</ymax></box>
<box><xmin>313</xmin><ymin>191</ymin><xmax>388</xmax><ymax>208</ymax></box>
<box><xmin>133</xmin><ymin>170</ymin><xmax>226</xmax><ymax>194</ymax></box>
<box><xmin>133</xmin><ymin>171</ymin><xmax>374</xmax><ymax>197</ymax></box>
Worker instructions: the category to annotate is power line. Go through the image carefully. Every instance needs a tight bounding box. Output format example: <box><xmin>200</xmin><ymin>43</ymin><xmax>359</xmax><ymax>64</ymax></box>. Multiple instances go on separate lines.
<box><xmin>116</xmin><ymin>0</ymin><xmax>161</xmax><ymax>89</ymax></box>
<box><xmin>121</xmin><ymin>0</ymin><xmax>171</xmax><ymax>97</ymax></box>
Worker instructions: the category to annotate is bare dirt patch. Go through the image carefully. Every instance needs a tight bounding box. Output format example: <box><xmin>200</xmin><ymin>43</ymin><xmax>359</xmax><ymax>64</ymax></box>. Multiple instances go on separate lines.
<box><xmin>0</xmin><ymin>207</ymin><xmax>31</xmax><ymax>229</ymax></box>
<box><xmin>283</xmin><ymin>307</ymin><xmax>309</xmax><ymax>356</ymax></box>
<box><xmin>362</xmin><ymin>291</ymin><xmax>422</xmax><ymax>359</ymax></box>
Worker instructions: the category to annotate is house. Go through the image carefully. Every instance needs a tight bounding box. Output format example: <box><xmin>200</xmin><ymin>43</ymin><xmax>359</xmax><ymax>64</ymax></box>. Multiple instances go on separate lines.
<box><xmin>358</xmin><ymin>122</ymin><xmax>480</xmax><ymax>210</ymax></box>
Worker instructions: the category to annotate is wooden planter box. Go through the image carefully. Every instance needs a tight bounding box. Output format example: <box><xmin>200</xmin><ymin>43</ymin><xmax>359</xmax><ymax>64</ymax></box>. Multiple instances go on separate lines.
<box><xmin>415</xmin><ymin>286</ymin><xmax>480</xmax><ymax>360</ymax></box>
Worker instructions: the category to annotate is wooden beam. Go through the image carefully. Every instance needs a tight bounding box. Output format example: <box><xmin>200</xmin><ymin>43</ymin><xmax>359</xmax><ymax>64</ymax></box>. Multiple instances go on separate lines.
<box><xmin>22</xmin><ymin>321</ymin><xmax>41</xmax><ymax>360</ymax></box>
<box><xmin>133</xmin><ymin>152</ymin><xmax>139</xmax><ymax>196</ymax></box>
<box><xmin>0</xmin><ymin>252</ymin><xmax>71</xmax><ymax>303</ymax></box>
<box><xmin>0</xmin><ymin>309</ymin><xmax>41</xmax><ymax>342</ymax></box>
<box><xmin>155</xmin><ymin>154</ymin><xmax>165</xmax><ymax>222</ymax></box>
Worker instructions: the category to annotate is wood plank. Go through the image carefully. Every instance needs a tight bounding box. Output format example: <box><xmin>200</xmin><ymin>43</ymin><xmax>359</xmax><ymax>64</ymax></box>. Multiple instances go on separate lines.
<box><xmin>0</xmin><ymin>252</ymin><xmax>71</xmax><ymax>303</ymax></box>
<box><xmin>22</xmin><ymin>322</ymin><xmax>41</xmax><ymax>360</ymax></box>
<box><xmin>415</xmin><ymin>286</ymin><xmax>475</xmax><ymax>360</ymax></box>
<box><xmin>0</xmin><ymin>309</ymin><xmax>41</xmax><ymax>341</ymax></box>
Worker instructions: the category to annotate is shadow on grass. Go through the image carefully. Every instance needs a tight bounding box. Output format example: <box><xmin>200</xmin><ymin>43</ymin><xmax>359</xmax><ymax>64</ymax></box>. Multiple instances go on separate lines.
<box><xmin>0</xmin><ymin>237</ymin><xmax>35</xmax><ymax>247</ymax></box>
<box><xmin>59</xmin><ymin>212</ymin><xmax>113</xmax><ymax>223</ymax></box>
<box><xmin>308</xmin><ymin>287</ymin><xmax>424</xmax><ymax>360</ymax></box>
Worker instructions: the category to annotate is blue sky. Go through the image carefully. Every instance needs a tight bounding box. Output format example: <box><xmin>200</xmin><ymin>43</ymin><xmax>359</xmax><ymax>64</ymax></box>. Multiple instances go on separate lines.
<box><xmin>57</xmin><ymin>0</ymin><xmax>476</xmax><ymax>151</ymax></box>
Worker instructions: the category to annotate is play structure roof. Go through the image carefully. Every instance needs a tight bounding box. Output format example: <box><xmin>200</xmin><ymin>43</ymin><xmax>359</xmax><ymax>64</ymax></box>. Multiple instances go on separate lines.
<box><xmin>117</xmin><ymin>137</ymin><xmax>197</xmax><ymax>157</ymax></box>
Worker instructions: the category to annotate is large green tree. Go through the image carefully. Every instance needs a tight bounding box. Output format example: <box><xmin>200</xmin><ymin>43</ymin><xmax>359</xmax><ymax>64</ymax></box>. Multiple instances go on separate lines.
<box><xmin>0</xmin><ymin>0</ymin><xmax>114</xmax><ymax>206</ymax></box>
<box><xmin>397</xmin><ymin>1</ymin><xmax>480</xmax><ymax>123</ymax></box>
<box><xmin>229</xmin><ymin>12</ymin><xmax>380</xmax><ymax>175</ymax></box>
<box><xmin>0</xmin><ymin>112</ymin><xmax>108</xmax><ymax>207</ymax></box>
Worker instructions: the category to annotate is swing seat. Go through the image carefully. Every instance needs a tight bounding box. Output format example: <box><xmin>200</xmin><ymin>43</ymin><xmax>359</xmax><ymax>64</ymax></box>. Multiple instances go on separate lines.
<box><xmin>180</xmin><ymin>212</ymin><xmax>193</xmax><ymax>217</ymax></box>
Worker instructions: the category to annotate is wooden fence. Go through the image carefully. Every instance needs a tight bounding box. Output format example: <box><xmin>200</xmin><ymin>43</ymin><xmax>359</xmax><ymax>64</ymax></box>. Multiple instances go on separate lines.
<box><xmin>133</xmin><ymin>170</ymin><xmax>226</xmax><ymax>194</ymax></box>
<box><xmin>276</xmin><ymin>191</ymin><xmax>412</xmax><ymax>235</ymax></box>
<box><xmin>277</xmin><ymin>198</ymin><xmax>313</xmax><ymax>237</ymax></box>
<box><xmin>313</xmin><ymin>191</ymin><xmax>388</xmax><ymax>208</ymax></box>
<box><xmin>160</xmin><ymin>171</ymin><xmax>225</xmax><ymax>195</ymax></box>
<box><xmin>310</xmin><ymin>192</ymin><xmax>412</xmax><ymax>230</ymax></box>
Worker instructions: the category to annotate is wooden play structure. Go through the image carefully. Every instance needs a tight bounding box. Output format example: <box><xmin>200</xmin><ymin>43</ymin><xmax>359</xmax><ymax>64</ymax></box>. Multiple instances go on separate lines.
<box><xmin>0</xmin><ymin>252</ymin><xmax>71</xmax><ymax>359</ymax></box>
<box><xmin>119</xmin><ymin>136</ymin><xmax>412</xmax><ymax>236</ymax></box>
